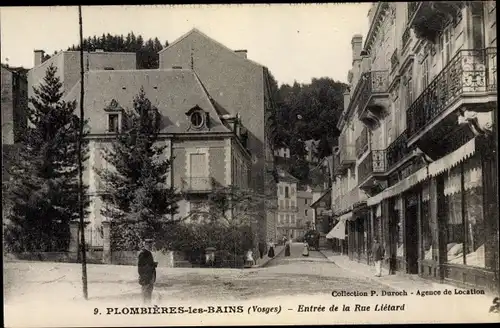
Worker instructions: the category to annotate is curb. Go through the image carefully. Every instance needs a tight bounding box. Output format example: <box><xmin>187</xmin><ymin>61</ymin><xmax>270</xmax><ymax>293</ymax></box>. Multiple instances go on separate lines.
<box><xmin>253</xmin><ymin>246</ymin><xmax>286</xmax><ymax>268</ymax></box>
<box><xmin>319</xmin><ymin>250</ymin><xmax>406</xmax><ymax>292</ymax></box>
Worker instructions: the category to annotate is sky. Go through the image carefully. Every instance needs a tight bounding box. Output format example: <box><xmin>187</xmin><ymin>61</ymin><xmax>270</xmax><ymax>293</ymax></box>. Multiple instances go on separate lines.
<box><xmin>0</xmin><ymin>4</ymin><xmax>371</xmax><ymax>86</ymax></box>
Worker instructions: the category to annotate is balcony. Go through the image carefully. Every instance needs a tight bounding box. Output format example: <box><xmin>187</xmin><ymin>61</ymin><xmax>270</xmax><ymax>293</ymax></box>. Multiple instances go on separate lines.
<box><xmin>339</xmin><ymin>133</ymin><xmax>356</xmax><ymax>168</ymax></box>
<box><xmin>355</xmin><ymin>127</ymin><xmax>369</xmax><ymax>158</ymax></box>
<box><xmin>386</xmin><ymin>130</ymin><xmax>419</xmax><ymax>172</ymax></box>
<box><xmin>181</xmin><ymin>177</ymin><xmax>217</xmax><ymax>193</ymax></box>
<box><xmin>408</xmin><ymin>2</ymin><xmax>464</xmax><ymax>43</ymax></box>
<box><xmin>406</xmin><ymin>48</ymin><xmax>497</xmax><ymax>145</ymax></box>
<box><xmin>357</xmin><ymin>70</ymin><xmax>390</xmax><ymax>129</ymax></box>
<box><xmin>357</xmin><ymin>150</ymin><xmax>387</xmax><ymax>193</ymax></box>
<box><xmin>402</xmin><ymin>29</ymin><xmax>411</xmax><ymax>51</ymax></box>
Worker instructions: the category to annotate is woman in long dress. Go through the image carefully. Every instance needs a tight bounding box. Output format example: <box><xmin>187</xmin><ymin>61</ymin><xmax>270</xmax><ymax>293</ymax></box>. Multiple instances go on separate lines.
<box><xmin>267</xmin><ymin>240</ymin><xmax>275</xmax><ymax>258</ymax></box>
<box><xmin>302</xmin><ymin>241</ymin><xmax>310</xmax><ymax>257</ymax></box>
<box><xmin>284</xmin><ymin>238</ymin><xmax>291</xmax><ymax>257</ymax></box>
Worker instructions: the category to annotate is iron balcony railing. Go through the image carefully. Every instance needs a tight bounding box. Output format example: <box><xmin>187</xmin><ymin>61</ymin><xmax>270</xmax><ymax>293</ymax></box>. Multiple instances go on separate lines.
<box><xmin>355</xmin><ymin>127</ymin><xmax>369</xmax><ymax>158</ymax></box>
<box><xmin>357</xmin><ymin>70</ymin><xmax>390</xmax><ymax>116</ymax></box>
<box><xmin>406</xmin><ymin>48</ymin><xmax>496</xmax><ymax>140</ymax></box>
<box><xmin>385</xmin><ymin>130</ymin><xmax>417</xmax><ymax>170</ymax></box>
<box><xmin>181</xmin><ymin>177</ymin><xmax>216</xmax><ymax>192</ymax></box>
<box><xmin>358</xmin><ymin>150</ymin><xmax>387</xmax><ymax>184</ymax></box>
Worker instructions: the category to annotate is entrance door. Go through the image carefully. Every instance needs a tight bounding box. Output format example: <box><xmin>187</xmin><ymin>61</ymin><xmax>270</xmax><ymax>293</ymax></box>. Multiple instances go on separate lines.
<box><xmin>405</xmin><ymin>195</ymin><xmax>419</xmax><ymax>274</ymax></box>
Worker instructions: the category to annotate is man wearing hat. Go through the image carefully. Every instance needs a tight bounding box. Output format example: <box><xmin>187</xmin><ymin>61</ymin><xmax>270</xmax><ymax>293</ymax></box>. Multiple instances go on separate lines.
<box><xmin>138</xmin><ymin>238</ymin><xmax>157</xmax><ymax>304</ymax></box>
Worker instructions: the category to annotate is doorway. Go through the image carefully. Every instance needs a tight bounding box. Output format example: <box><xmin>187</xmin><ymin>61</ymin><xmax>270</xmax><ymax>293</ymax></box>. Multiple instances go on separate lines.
<box><xmin>405</xmin><ymin>194</ymin><xmax>419</xmax><ymax>274</ymax></box>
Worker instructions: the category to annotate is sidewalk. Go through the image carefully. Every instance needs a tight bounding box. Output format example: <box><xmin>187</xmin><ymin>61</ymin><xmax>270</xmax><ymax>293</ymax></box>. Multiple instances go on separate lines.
<box><xmin>320</xmin><ymin>249</ymin><xmax>497</xmax><ymax>296</ymax></box>
<box><xmin>253</xmin><ymin>245</ymin><xmax>285</xmax><ymax>268</ymax></box>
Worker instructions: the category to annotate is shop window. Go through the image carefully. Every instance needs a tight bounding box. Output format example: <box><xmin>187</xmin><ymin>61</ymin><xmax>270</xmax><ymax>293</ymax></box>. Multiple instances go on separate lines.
<box><xmin>443</xmin><ymin>155</ymin><xmax>486</xmax><ymax>268</ymax></box>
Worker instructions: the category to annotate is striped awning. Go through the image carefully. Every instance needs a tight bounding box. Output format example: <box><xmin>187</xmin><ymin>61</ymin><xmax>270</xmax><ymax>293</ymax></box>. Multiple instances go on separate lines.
<box><xmin>366</xmin><ymin>165</ymin><xmax>428</xmax><ymax>206</ymax></box>
<box><xmin>428</xmin><ymin>137</ymin><xmax>476</xmax><ymax>177</ymax></box>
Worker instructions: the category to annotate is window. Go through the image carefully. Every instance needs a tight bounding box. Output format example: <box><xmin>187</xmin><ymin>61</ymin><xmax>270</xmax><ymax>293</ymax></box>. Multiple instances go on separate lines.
<box><xmin>190</xmin><ymin>111</ymin><xmax>204</xmax><ymax>128</ymax></box>
<box><xmin>279</xmin><ymin>200</ymin><xmax>284</xmax><ymax>210</ymax></box>
<box><xmin>305</xmin><ymin>199</ymin><xmax>308</xmax><ymax>205</ymax></box>
<box><xmin>406</xmin><ymin>77</ymin><xmax>413</xmax><ymax>107</ymax></box>
<box><xmin>108</xmin><ymin>114</ymin><xmax>119</xmax><ymax>133</ymax></box>
<box><xmin>279</xmin><ymin>186</ymin><xmax>283</xmax><ymax>195</ymax></box>
<box><xmin>304</xmin><ymin>209</ymin><xmax>308</xmax><ymax>217</ymax></box>
<box><xmin>286</xmin><ymin>214</ymin><xmax>290</xmax><ymax>224</ymax></box>
<box><xmin>421</xmin><ymin>57</ymin><xmax>429</xmax><ymax>92</ymax></box>
<box><xmin>285</xmin><ymin>199</ymin><xmax>289</xmax><ymax>209</ymax></box>
<box><xmin>279</xmin><ymin>214</ymin><xmax>284</xmax><ymax>224</ymax></box>
<box><xmin>439</xmin><ymin>26</ymin><xmax>453</xmax><ymax>67</ymax></box>
<box><xmin>471</xmin><ymin>5</ymin><xmax>485</xmax><ymax>50</ymax></box>
<box><xmin>285</xmin><ymin>186</ymin><xmax>289</xmax><ymax>198</ymax></box>
<box><xmin>291</xmin><ymin>214</ymin><xmax>296</xmax><ymax>225</ymax></box>
<box><xmin>291</xmin><ymin>200</ymin><xmax>295</xmax><ymax>209</ymax></box>
<box><xmin>443</xmin><ymin>155</ymin><xmax>487</xmax><ymax>269</ymax></box>
<box><xmin>104</xmin><ymin>67</ymin><xmax>114</xmax><ymax>70</ymax></box>
<box><xmin>291</xmin><ymin>186</ymin><xmax>295</xmax><ymax>196</ymax></box>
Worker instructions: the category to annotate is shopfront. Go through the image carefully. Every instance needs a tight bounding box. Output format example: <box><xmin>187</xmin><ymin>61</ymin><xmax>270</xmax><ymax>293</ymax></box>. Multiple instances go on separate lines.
<box><xmin>435</xmin><ymin>152</ymin><xmax>498</xmax><ymax>292</ymax></box>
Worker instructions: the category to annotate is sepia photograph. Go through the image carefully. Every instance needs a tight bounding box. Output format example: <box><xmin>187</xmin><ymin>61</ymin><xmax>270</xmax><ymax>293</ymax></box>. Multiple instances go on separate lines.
<box><xmin>1</xmin><ymin>2</ymin><xmax>499</xmax><ymax>326</ymax></box>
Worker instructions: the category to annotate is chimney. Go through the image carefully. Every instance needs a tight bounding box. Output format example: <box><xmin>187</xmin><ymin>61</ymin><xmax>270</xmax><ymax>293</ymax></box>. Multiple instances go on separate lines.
<box><xmin>234</xmin><ymin>50</ymin><xmax>247</xmax><ymax>59</ymax></box>
<box><xmin>343</xmin><ymin>91</ymin><xmax>351</xmax><ymax>111</ymax></box>
<box><xmin>351</xmin><ymin>35</ymin><xmax>363</xmax><ymax>62</ymax></box>
<box><xmin>361</xmin><ymin>54</ymin><xmax>372</xmax><ymax>74</ymax></box>
<box><xmin>34</xmin><ymin>50</ymin><xmax>45</xmax><ymax>66</ymax></box>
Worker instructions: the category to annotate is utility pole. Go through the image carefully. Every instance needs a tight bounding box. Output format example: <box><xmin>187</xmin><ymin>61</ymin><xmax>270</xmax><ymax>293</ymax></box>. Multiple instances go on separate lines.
<box><xmin>77</xmin><ymin>5</ymin><xmax>88</xmax><ymax>300</ymax></box>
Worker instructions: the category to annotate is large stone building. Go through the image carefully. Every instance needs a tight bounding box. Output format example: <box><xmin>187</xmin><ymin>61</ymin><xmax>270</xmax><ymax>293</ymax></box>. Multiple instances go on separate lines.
<box><xmin>329</xmin><ymin>2</ymin><xmax>497</xmax><ymax>293</ymax></box>
<box><xmin>276</xmin><ymin>168</ymin><xmax>299</xmax><ymax>240</ymax></box>
<box><xmin>27</xmin><ymin>28</ymin><xmax>278</xmax><ymax>250</ymax></box>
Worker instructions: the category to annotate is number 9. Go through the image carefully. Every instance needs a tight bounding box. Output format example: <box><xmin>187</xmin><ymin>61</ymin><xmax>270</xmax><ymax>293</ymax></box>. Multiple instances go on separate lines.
<box><xmin>94</xmin><ymin>308</ymin><xmax>99</xmax><ymax>315</ymax></box>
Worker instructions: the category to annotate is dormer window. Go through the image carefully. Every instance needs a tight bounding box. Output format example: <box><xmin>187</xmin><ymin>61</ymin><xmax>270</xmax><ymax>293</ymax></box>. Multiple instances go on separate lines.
<box><xmin>185</xmin><ymin>105</ymin><xmax>209</xmax><ymax>131</ymax></box>
<box><xmin>108</xmin><ymin>114</ymin><xmax>119</xmax><ymax>133</ymax></box>
<box><xmin>104</xmin><ymin>99</ymin><xmax>123</xmax><ymax>133</ymax></box>
<box><xmin>190</xmin><ymin>111</ymin><xmax>204</xmax><ymax>128</ymax></box>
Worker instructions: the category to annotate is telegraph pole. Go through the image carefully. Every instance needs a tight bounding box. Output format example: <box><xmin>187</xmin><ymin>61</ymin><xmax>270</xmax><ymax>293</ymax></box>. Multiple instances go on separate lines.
<box><xmin>77</xmin><ymin>5</ymin><xmax>88</xmax><ymax>300</ymax></box>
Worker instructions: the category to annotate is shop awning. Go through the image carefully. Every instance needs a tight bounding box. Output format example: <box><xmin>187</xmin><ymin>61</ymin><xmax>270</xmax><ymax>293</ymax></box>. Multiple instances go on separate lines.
<box><xmin>366</xmin><ymin>165</ymin><xmax>429</xmax><ymax>206</ymax></box>
<box><xmin>326</xmin><ymin>218</ymin><xmax>346</xmax><ymax>240</ymax></box>
<box><xmin>428</xmin><ymin>137</ymin><xmax>476</xmax><ymax>177</ymax></box>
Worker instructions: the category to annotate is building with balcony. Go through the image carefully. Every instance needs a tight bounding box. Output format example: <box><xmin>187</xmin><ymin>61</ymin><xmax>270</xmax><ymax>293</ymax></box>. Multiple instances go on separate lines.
<box><xmin>27</xmin><ymin>28</ymin><xmax>277</xmax><ymax>249</ymax></box>
<box><xmin>330</xmin><ymin>2</ymin><xmax>497</xmax><ymax>294</ymax></box>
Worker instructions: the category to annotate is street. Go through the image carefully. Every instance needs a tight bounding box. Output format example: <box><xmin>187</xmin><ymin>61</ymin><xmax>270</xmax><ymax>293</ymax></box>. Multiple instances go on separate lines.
<box><xmin>4</xmin><ymin>243</ymin><xmax>391</xmax><ymax>306</ymax></box>
<box><xmin>4</xmin><ymin>243</ymin><xmax>497</xmax><ymax>326</ymax></box>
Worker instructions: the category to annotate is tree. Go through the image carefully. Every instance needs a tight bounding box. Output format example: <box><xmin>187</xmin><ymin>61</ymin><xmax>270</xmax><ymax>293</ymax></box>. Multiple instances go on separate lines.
<box><xmin>4</xmin><ymin>64</ymin><xmax>88</xmax><ymax>252</ymax></box>
<box><xmin>96</xmin><ymin>88</ymin><xmax>181</xmax><ymax>251</ymax></box>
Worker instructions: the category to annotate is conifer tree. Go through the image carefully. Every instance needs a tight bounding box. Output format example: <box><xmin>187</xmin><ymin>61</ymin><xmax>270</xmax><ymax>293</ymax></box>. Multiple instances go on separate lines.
<box><xmin>96</xmin><ymin>88</ymin><xmax>181</xmax><ymax>250</ymax></box>
<box><xmin>4</xmin><ymin>64</ymin><xmax>88</xmax><ymax>252</ymax></box>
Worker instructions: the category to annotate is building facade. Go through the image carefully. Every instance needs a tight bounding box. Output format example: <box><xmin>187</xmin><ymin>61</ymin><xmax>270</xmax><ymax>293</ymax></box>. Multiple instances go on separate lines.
<box><xmin>27</xmin><ymin>28</ymin><xmax>276</xmax><ymax>250</ymax></box>
<box><xmin>296</xmin><ymin>186</ymin><xmax>314</xmax><ymax>237</ymax></box>
<box><xmin>158</xmin><ymin>28</ymin><xmax>278</xmax><ymax>246</ymax></box>
<box><xmin>331</xmin><ymin>1</ymin><xmax>498</xmax><ymax>293</ymax></box>
<box><xmin>276</xmin><ymin>168</ymin><xmax>300</xmax><ymax>240</ymax></box>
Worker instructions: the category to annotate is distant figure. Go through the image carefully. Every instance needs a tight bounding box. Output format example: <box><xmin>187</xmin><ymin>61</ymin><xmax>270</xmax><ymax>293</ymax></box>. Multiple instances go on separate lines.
<box><xmin>267</xmin><ymin>239</ymin><xmax>275</xmax><ymax>258</ymax></box>
<box><xmin>282</xmin><ymin>235</ymin><xmax>287</xmax><ymax>246</ymax></box>
<box><xmin>258</xmin><ymin>241</ymin><xmax>265</xmax><ymax>259</ymax></box>
<box><xmin>138</xmin><ymin>238</ymin><xmax>158</xmax><ymax>304</ymax></box>
<box><xmin>371</xmin><ymin>238</ymin><xmax>385</xmax><ymax>277</ymax></box>
<box><xmin>302</xmin><ymin>241</ymin><xmax>310</xmax><ymax>257</ymax></box>
<box><xmin>245</xmin><ymin>249</ymin><xmax>255</xmax><ymax>267</ymax></box>
<box><xmin>284</xmin><ymin>238</ymin><xmax>291</xmax><ymax>257</ymax></box>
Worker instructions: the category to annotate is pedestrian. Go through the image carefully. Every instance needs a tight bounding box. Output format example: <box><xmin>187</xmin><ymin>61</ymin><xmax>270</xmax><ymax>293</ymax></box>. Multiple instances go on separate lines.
<box><xmin>282</xmin><ymin>235</ymin><xmax>287</xmax><ymax>246</ymax></box>
<box><xmin>245</xmin><ymin>249</ymin><xmax>255</xmax><ymax>267</ymax></box>
<box><xmin>371</xmin><ymin>238</ymin><xmax>385</xmax><ymax>277</ymax></box>
<box><xmin>138</xmin><ymin>238</ymin><xmax>158</xmax><ymax>304</ymax></box>
<box><xmin>284</xmin><ymin>237</ymin><xmax>291</xmax><ymax>257</ymax></box>
<box><xmin>258</xmin><ymin>241</ymin><xmax>265</xmax><ymax>259</ymax></box>
<box><xmin>302</xmin><ymin>241</ymin><xmax>310</xmax><ymax>257</ymax></box>
<box><xmin>267</xmin><ymin>239</ymin><xmax>275</xmax><ymax>258</ymax></box>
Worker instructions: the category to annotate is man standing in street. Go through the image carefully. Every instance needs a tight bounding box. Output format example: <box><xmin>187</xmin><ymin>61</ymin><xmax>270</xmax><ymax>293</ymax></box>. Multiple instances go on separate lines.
<box><xmin>371</xmin><ymin>238</ymin><xmax>384</xmax><ymax>277</ymax></box>
<box><xmin>138</xmin><ymin>238</ymin><xmax>157</xmax><ymax>304</ymax></box>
